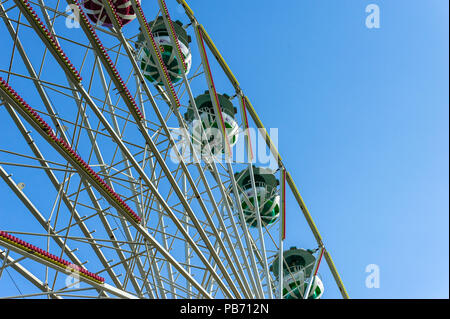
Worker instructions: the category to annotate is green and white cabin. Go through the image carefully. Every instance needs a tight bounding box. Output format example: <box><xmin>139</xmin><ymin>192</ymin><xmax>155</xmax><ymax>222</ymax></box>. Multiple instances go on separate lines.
<box><xmin>233</xmin><ymin>166</ymin><xmax>280</xmax><ymax>227</ymax></box>
<box><xmin>135</xmin><ymin>16</ymin><xmax>192</xmax><ymax>85</ymax></box>
<box><xmin>270</xmin><ymin>247</ymin><xmax>325</xmax><ymax>299</ymax></box>
<box><xmin>184</xmin><ymin>92</ymin><xmax>239</xmax><ymax>156</ymax></box>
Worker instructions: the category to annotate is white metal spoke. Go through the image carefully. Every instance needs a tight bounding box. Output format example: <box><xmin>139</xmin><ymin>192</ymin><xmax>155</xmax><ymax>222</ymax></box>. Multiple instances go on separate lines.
<box><xmin>0</xmin><ymin>0</ymin><xmax>347</xmax><ymax>299</ymax></box>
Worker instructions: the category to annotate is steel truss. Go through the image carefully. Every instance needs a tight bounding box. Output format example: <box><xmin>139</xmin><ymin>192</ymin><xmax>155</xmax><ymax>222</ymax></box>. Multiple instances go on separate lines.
<box><xmin>0</xmin><ymin>0</ymin><xmax>348</xmax><ymax>299</ymax></box>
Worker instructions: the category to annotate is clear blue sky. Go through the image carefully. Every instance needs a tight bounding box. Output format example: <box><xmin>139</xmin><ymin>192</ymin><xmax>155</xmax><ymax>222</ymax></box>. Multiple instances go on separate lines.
<box><xmin>0</xmin><ymin>0</ymin><xmax>448</xmax><ymax>299</ymax></box>
<box><xmin>177</xmin><ymin>0</ymin><xmax>449</xmax><ymax>298</ymax></box>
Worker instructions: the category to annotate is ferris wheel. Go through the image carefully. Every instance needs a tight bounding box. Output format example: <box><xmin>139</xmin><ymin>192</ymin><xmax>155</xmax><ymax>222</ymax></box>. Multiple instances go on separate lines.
<box><xmin>0</xmin><ymin>0</ymin><xmax>348</xmax><ymax>299</ymax></box>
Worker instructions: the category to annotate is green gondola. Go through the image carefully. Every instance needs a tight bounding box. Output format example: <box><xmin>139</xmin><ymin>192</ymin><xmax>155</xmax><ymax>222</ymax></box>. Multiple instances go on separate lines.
<box><xmin>233</xmin><ymin>166</ymin><xmax>280</xmax><ymax>227</ymax></box>
<box><xmin>184</xmin><ymin>92</ymin><xmax>239</xmax><ymax>156</ymax></box>
<box><xmin>135</xmin><ymin>16</ymin><xmax>192</xmax><ymax>85</ymax></box>
<box><xmin>270</xmin><ymin>247</ymin><xmax>325</xmax><ymax>299</ymax></box>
